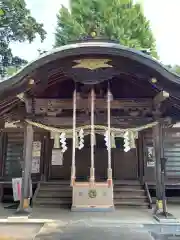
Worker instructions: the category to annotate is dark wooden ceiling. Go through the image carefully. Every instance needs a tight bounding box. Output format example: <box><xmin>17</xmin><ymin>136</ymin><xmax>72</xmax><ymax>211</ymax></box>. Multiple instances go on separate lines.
<box><xmin>1</xmin><ymin>40</ymin><xmax>180</xmax><ymax>123</ymax></box>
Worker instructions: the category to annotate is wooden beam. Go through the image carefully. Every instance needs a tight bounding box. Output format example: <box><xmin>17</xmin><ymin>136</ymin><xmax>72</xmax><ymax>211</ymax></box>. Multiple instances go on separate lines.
<box><xmin>153</xmin><ymin>91</ymin><xmax>169</xmax><ymax>106</ymax></box>
<box><xmin>26</xmin><ymin>98</ymin><xmax>153</xmax><ymax>114</ymax></box>
<box><xmin>30</xmin><ymin>116</ymin><xmax>153</xmax><ymax>128</ymax></box>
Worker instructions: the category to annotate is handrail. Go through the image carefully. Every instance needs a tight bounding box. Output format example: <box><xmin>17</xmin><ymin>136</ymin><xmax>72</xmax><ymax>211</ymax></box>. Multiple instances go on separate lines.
<box><xmin>144</xmin><ymin>182</ymin><xmax>153</xmax><ymax>209</ymax></box>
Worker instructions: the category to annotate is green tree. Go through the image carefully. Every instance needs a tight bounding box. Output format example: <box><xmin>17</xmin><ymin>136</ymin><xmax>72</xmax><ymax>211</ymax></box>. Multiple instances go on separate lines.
<box><xmin>0</xmin><ymin>0</ymin><xmax>46</xmax><ymax>76</ymax></box>
<box><xmin>55</xmin><ymin>0</ymin><xmax>157</xmax><ymax>57</ymax></box>
<box><xmin>172</xmin><ymin>65</ymin><xmax>180</xmax><ymax>75</ymax></box>
<box><xmin>5</xmin><ymin>56</ymin><xmax>28</xmax><ymax>77</ymax></box>
<box><xmin>166</xmin><ymin>65</ymin><xmax>180</xmax><ymax>75</ymax></box>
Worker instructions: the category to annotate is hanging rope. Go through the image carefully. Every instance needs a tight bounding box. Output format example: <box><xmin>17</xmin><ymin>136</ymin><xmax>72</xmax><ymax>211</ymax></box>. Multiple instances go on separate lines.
<box><xmin>90</xmin><ymin>88</ymin><xmax>95</xmax><ymax>184</ymax></box>
<box><xmin>25</xmin><ymin>120</ymin><xmax>158</xmax><ymax>134</ymax></box>
<box><xmin>107</xmin><ymin>86</ymin><xmax>112</xmax><ymax>186</ymax></box>
<box><xmin>71</xmin><ymin>89</ymin><xmax>76</xmax><ymax>186</ymax></box>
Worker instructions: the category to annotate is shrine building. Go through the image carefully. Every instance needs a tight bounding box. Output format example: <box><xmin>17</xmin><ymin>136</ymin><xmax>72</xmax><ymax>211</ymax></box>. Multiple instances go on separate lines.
<box><xmin>0</xmin><ymin>39</ymin><xmax>180</xmax><ymax>211</ymax></box>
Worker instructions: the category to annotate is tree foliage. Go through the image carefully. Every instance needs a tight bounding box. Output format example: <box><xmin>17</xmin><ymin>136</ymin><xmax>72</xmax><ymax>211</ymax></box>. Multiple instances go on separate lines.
<box><xmin>0</xmin><ymin>0</ymin><xmax>46</xmax><ymax>76</ymax></box>
<box><xmin>172</xmin><ymin>65</ymin><xmax>180</xmax><ymax>75</ymax></box>
<box><xmin>55</xmin><ymin>0</ymin><xmax>157</xmax><ymax>57</ymax></box>
<box><xmin>4</xmin><ymin>56</ymin><xmax>28</xmax><ymax>78</ymax></box>
<box><xmin>167</xmin><ymin>65</ymin><xmax>180</xmax><ymax>76</ymax></box>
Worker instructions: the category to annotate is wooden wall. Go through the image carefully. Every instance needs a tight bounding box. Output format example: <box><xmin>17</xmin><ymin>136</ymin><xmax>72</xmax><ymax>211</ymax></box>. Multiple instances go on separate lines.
<box><xmin>0</xmin><ymin>129</ymin><xmax>48</xmax><ymax>182</ymax></box>
<box><xmin>49</xmin><ymin>135</ymin><xmax>138</xmax><ymax>181</ymax></box>
<box><xmin>164</xmin><ymin>128</ymin><xmax>180</xmax><ymax>178</ymax></box>
<box><xmin>2</xmin><ymin>126</ymin><xmax>180</xmax><ymax>183</ymax></box>
<box><xmin>143</xmin><ymin>127</ymin><xmax>180</xmax><ymax>182</ymax></box>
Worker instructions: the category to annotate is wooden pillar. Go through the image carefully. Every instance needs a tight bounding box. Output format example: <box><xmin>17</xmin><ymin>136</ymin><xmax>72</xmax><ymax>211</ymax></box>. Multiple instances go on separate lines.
<box><xmin>16</xmin><ymin>123</ymin><xmax>33</xmax><ymax>214</ymax></box>
<box><xmin>137</xmin><ymin>133</ymin><xmax>144</xmax><ymax>184</ymax></box>
<box><xmin>153</xmin><ymin>122</ymin><xmax>163</xmax><ymax>206</ymax></box>
<box><xmin>153</xmin><ymin>122</ymin><xmax>175</xmax><ymax>220</ymax></box>
<box><xmin>90</xmin><ymin>88</ymin><xmax>95</xmax><ymax>183</ymax></box>
<box><xmin>41</xmin><ymin>134</ymin><xmax>49</xmax><ymax>181</ymax></box>
<box><xmin>107</xmin><ymin>88</ymin><xmax>112</xmax><ymax>186</ymax></box>
<box><xmin>71</xmin><ymin>89</ymin><xmax>76</xmax><ymax>186</ymax></box>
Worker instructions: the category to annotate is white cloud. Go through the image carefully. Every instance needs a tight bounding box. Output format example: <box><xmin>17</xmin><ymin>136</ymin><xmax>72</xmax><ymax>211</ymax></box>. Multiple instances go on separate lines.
<box><xmin>10</xmin><ymin>0</ymin><xmax>180</xmax><ymax>65</ymax></box>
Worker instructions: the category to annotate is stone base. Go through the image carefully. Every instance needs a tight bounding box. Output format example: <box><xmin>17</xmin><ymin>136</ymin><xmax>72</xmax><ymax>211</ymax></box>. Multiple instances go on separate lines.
<box><xmin>72</xmin><ymin>182</ymin><xmax>114</xmax><ymax>211</ymax></box>
<box><xmin>153</xmin><ymin>212</ymin><xmax>177</xmax><ymax>223</ymax></box>
<box><xmin>71</xmin><ymin>206</ymin><xmax>114</xmax><ymax>212</ymax></box>
<box><xmin>15</xmin><ymin>206</ymin><xmax>32</xmax><ymax>216</ymax></box>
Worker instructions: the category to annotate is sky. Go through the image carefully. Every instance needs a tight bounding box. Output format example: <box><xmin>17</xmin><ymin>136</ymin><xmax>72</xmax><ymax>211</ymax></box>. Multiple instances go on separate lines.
<box><xmin>10</xmin><ymin>0</ymin><xmax>180</xmax><ymax>65</ymax></box>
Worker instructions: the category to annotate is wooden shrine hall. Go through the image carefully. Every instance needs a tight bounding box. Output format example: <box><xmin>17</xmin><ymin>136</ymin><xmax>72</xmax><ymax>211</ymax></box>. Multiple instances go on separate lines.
<box><xmin>0</xmin><ymin>39</ymin><xmax>180</xmax><ymax>212</ymax></box>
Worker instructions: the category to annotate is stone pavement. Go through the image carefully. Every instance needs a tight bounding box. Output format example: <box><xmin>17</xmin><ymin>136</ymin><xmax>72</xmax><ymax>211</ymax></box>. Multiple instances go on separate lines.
<box><xmin>35</xmin><ymin>221</ymin><xmax>154</xmax><ymax>240</ymax></box>
<box><xmin>1</xmin><ymin>221</ymin><xmax>180</xmax><ymax>240</ymax></box>
<box><xmin>29</xmin><ymin>206</ymin><xmax>157</xmax><ymax>224</ymax></box>
<box><xmin>0</xmin><ymin>204</ymin><xmax>180</xmax><ymax>239</ymax></box>
<box><xmin>0</xmin><ymin>223</ymin><xmax>42</xmax><ymax>240</ymax></box>
<box><xmin>1</xmin><ymin>204</ymin><xmax>180</xmax><ymax>222</ymax></box>
<box><xmin>33</xmin><ymin>220</ymin><xmax>180</xmax><ymax>240</ymax></box>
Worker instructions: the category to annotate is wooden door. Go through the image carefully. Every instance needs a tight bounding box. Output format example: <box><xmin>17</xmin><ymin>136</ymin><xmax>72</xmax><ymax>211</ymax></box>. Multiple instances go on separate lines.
<box><xmin>113</xmin><ymin>148</ymin><xmax>138</xmax><ymax>180</ymax></box>
<box><xmin>76</xmin><ymin>149</ymin><xmax>91</xmax><ymax>181</ymax></box>
<box><xmin>94</xmin><ymin>149</ymin><xmax>108</xmax><ymax>181</ymax></box>
<box><xmin>50</xmin><ymin>148</ymin><xmax>71</xmax><ymax>180</ymax></box>
<box><xmin>50</xmin><ymin>137</ymin><xmax>91</xmax><ymax>181</ymax></box>
<box><xmin>49</xmin><ymin>137</ymin><xmax>72</xmax><ymax>180</ymax></box>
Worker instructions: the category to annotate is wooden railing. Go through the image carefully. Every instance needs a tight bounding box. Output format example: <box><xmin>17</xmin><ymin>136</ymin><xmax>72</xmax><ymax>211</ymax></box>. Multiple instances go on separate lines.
<box><xmin>144</xmin><ymin>182</ymin><xmax>153</xmax><ymax>209</ymax></box>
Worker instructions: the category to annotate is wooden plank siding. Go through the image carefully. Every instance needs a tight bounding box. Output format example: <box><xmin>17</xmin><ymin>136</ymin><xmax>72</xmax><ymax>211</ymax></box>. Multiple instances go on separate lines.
<box><xmin>4</xmin><ymin>131</ymin><xmax>23</xmax><ymax>179</ymax></box>
<box><xmin>164</xmin><ymin>128</ymin><xmax>180</xmax><ymax>178</ymax></box>
<box><xmin>0</xmin><ymin>129</ymin><xmax>48</xmax><ymax>182</ymax></box>
<box><xmin>143</xmin><ymin>127</ymin><xmax>180</xmax><ymax>182</ymax></box>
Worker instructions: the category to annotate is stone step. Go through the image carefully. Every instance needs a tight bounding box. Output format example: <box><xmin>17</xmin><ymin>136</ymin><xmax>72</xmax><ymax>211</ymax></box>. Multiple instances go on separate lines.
<box><xmin>39</xmin><ymin>187</ymin><xmax>71</xmax><ymax>191</ymax></box>
<box><xmin>114</xmin><ymin>191</ymin><xmax>145</xmax><ymax>197</ymax></box>
<box><xmin>152</xmin><ymin>197</ymin><xmax>180</xmax><ymax>203</ymax></box>
<box><xmin>114</xmin><ymin>200</ymin><xmax>149</xmax><ymax>207</ymax></box>
<box><xmin>113</xmin><ymin>188</ymin><xmax>144</xmax><ymax>192</ymax></box>
<box><xmin>33</xmin><ymin>181</ymin><xmax>149</xmax><ymax>209</ymax></box>
<box><xmin>38</xmin><ymin>191</ymin><xmax>72</xmax><ymax>198</ymax></box>
<box><xmin>41</xmin><ymin>181</ymin><xmax>70</xmax><ymax>185</ymax></box>
<box><xmin>114</xmin><ymin>185</ymin><xmax>142</xmax><ymax>189</ymax></box>
<box><xmin>35</xmin><ymin>204</ymin><xmax>71</xmax><ymax>208</ymax></box>
<box><xmin>113</xmin><ymin>180</ymin><xmax>141</xmax><ymax>185</ymax></box>
<box><xmin>35</xmin><ymin>197</ymin><xmax>71</xmax><ymax>205</ymax></box>
<box><xmin>114</xmin><ymin>194</ymin><xmax>147</xmax><ymax>199</ymax></box>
